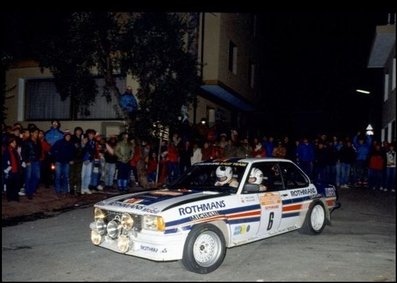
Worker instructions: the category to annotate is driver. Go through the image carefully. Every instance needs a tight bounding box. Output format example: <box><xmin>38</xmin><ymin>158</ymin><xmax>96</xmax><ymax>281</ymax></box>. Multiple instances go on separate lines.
<box><xmin>248</xmin><ymin>167</ymin><xmax>267</xmax><ymax>191</ymax></box>
<box><xmin>215</xmin><ymin>166</ymin><xmax>239</xmax><ymax>188</ymax></box>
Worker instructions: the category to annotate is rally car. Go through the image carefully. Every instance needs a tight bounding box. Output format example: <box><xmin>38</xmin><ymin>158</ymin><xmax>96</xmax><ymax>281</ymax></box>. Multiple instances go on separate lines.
<box><xmin>89</xmin><ymin>158</ymin><xmax>339</xmax><ymax>274</ymax></box>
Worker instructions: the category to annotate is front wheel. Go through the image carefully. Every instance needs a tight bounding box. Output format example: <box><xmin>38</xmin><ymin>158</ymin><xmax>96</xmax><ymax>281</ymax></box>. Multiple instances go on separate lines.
<box><xmin>299</xmin><ymin>201</ymin><xmax>326</xmax><ymax>234</ymax></box>
<box><xmin>182</xmin><ymin>224</ymin><xmax>226</xmax><ymax>274</ymax></box>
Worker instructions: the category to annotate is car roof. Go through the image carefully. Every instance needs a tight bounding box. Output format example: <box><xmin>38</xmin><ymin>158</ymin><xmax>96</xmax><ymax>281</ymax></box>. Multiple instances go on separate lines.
<box><xmin>202</xmin><ymin>157</ymin><xmax>294</xmax><ymax>164</ymax></box>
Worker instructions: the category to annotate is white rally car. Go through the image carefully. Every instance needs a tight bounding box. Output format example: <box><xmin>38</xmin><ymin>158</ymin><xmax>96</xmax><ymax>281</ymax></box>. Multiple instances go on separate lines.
<box><xmin>90</xmin><ymin>158</ymin><xmax>339</xmax><ymax>274</ymax></box>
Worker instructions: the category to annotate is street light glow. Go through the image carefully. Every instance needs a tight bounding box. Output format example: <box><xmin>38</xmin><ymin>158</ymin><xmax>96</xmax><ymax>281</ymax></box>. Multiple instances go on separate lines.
<box><xmin>356</xmin><ymin>89</ymin><xmax>371</xmax><ymax>94</ymax></box>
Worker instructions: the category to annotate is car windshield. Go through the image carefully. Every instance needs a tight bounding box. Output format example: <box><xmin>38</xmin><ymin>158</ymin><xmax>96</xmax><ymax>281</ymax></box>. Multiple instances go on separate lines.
<box><xmin>168</xmin><ymin>161</ymin><xmax>248</xmax><ymax>194</ymax></box>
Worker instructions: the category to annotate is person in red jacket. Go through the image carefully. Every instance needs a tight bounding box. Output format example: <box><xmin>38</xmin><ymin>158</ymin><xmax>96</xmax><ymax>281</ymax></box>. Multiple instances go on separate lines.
<box><xmin>368</xmin><ymin>144</ymin><xmax>385</xmax><ymax>191</ymax></box>
<box><xmin>2</xmin><ymin>137</ymin><xmax>22</xmax><ymax>201</ymax></box>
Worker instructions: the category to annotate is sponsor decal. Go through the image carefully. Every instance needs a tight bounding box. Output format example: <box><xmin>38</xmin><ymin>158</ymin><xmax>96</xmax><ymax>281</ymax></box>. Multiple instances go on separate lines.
<box><xmin>265</xmin><ymin>204</ymin><xmax>280</xmax><ymax>210</ymax></box>
<box><xmin>325</xmin><ymin>187</ymin><xmax>336</xmax><ymax>197</ymax></box>
<box><xmin>179</xmin><ymin>200</ymin><xmax>226</xmax><ymax>216</ymax></box>
<box><xmin>140</xmin><ymin>245</ymin><xmax>158</xmax><ymax>253</ymax></box>
<box><xmin>190</xmin><ymin>211</ymin><xmax>219</xmax><ymax>221</ymax></box>
<box><xmin>260</xmin><ymin>193</ymin><xmax>281</xmax><ymax>206</ymax></box>
<box><xmin>241</xmin><ymin>195</ymin><xmax>256</xmax><ymax>203</ymax></box>
<box><xmin>123</xmin><ymin>198</ymin><xmax>143</xmax><ymax>204</ymax></box>
<box><xmin>150</xmin><ymin>191</ymin><xmax>183</xmax><ymax>196</ymax></box>
<box><xmin>290</xmin><ymin>187</ymin><xmax>317</xmax><ymax>197</ymax></box>
<box><xmin>233</xmin><ymin>224</ymin><xmax>251</xmax><ymax>235</ymax></box>
<box><xmin>112</xmin><ymin>201</ymin><xmax>159</xmax><ymax>213</ymax></box>
<box><xmin>198</xmin><ymin>161</ymin><xmax>247</xmax><ymax>167</ymax></box>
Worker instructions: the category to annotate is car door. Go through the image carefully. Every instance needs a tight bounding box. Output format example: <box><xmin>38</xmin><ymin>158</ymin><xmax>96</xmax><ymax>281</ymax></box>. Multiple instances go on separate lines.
<box><xmin>244</xmin><ymin>162</ymin><xmax>284</xmax><ymax>237</ymax></box>
<box><xmin>276</xmin><ymin>161</ymin><xmax>314</xmax><ymax>232</ymax></box>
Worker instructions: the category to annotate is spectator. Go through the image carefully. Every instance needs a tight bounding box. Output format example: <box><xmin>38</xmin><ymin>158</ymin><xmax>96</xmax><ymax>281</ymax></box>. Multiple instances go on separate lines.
<box><xmin>81</xmin><ymin>129</ymin><xmax>97</xmax><ymax>194</ymax></box>
<box><xmin>119</xmin><ymin>86</ymin><xmax>138</xmax><ymax>119</ymax></box>
<box><xmin>70</xmin><ymin>127</ymin><xmax>84</xmax><ymax>195</ymax></box>
<box><xmin>38</xmin><ymin>129</ymin><xmax>52</xmax><ymax>188</ymax></box>
<box><xmin>21</xmin><ymin>127</ymin><xmax>42</xmax><ymax>199</ymax></box>
<box><xmin>368</xmin><ymin>144</ymin><xmax>385</xmax><ymax>191</ymax></box>
<box><xmin>384</xmin><ymin>143</ymin><xmax>396</xmax><ymax>192</ymax></box>
<box><xmin>2</xmin><ymin>137</ymin><xmax>22</xmax><ymax>201</ymax></box>
<box><xmin>103</xmin><ymin>136</ymin><xmax>118</xmax><ymax>189</ymax></box>
<box><xmin>44</xmin><ymin>120</ymin><xmax>64</xmax><ymax>146</ymax></box>
<box><xmin>352</xmin><ymin>132</ymin><xmax>372</xmax><ymax>187</ymax></box>
<box><xmin>51</xmin><ymin>131</ymin><xmax>76</xmax><ymax>197</ymax></box>
<box><xmin>114</xmin><ymin>132</ymin><xmax>134</xmax><ymax>192</ymax></box>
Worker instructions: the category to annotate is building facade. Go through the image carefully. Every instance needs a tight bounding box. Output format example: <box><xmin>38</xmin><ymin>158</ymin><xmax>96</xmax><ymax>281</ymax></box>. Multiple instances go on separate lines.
<box><xmin>368</xmin><ymin>18</ymin><xmax>396</xmax><ymax>143</ymax></box>
<box><xmin>4</xmin><ymin>13</ymin><xmax>262</xmax><ymax>138</ymax></box>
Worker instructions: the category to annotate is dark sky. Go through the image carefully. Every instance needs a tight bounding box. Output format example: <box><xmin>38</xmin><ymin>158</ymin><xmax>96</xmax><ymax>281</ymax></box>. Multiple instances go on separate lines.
<box><xmin>256</xmin><ymin>12</ymin><xmax>391</xmax><ymax>138</ymax></box>
<box><xmin>2</xmin><ymin>11</ymin><xmax>393</xmax><ymax>138</ymax></box>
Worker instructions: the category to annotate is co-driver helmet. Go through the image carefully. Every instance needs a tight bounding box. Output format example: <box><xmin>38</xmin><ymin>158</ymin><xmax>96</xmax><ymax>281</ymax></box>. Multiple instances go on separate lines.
<box><xmin>216</xmin><ymin>166</ymin><xmax>233</xmax><ymax>186</ymax></box>
<box><xmin>249</xmin><ymin>168</ymin><xmax>264</xmax><ymax>185</ymax></box>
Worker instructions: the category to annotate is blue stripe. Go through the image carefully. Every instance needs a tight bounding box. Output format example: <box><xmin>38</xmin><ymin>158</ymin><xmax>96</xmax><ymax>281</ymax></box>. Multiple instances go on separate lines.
<box><xmin>227</xmin><ymin>217</ymin><xmax>261</xmax><ymax>224</ymax></box>
<box><xmin>221</xmin><ymin>204</ymin><xmax>261</xmax><ymax>214</ymax></box>
<box><xmin>282</xmin><ymin>195</ymin><xmax>310</xmax><ymax>205</ymax></box>
<box><xmin>166</xmin><ymin>216</ymin><xmax>192</xmax><ymax>227</ymax></box>
<box><xmin>164</xmin><ymin>228</ymin><xmax>178</xmax><ymax>234</ymax></box>
<box><xmin>282</xmin><ymin>212</ymin><xmax>300</xmax><ymax>218</ymax></box>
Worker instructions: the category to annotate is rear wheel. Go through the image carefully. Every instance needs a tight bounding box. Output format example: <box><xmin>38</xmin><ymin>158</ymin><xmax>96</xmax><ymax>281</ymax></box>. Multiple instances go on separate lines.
<box><xmin>300</xmin><ymin>201</ymin><xmax>326</xmax><ymax>234</ymax></box>
<box><xmin>182</xmin><ymin>224</ymin><xmax>226</xmax><ymax>274</ymax></box>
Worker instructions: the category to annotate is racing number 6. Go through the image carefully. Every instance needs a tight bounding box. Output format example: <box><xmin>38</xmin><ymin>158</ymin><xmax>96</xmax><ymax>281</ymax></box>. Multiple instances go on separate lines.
<box><xmin>267</xmin><ymin>212</ymin><xmax>274</xmax><ymax>230</ymax></box>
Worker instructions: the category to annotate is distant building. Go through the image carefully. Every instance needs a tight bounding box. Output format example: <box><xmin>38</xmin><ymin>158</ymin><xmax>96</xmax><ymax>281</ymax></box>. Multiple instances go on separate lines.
<box><xmin>367</xmin><ymin>15</ymin><xmax>396</xmax><ymax>143</ymax></box>
<box><xmin>4</xmin><ymin>13</ymin><xmax>262</xmax><ymax>137</ymax></box>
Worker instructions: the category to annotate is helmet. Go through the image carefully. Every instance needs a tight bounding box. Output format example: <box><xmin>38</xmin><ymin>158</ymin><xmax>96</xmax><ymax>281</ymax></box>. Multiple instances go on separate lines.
<box><xmin>249</xmin><ymin>168</ymin><xmax>263</xmax><ymax>185</ymax></box>
<box><xmin>216</xmin><ymin>166</ymin><xmax>233</xmax><ymax>185</ymax></box>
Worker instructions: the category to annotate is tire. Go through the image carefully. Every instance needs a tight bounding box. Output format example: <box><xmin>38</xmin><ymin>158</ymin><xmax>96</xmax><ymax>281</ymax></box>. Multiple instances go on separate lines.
<box><xmin>182</xmin><ymin>224</ymin><xmax>226</xmax><ymax>274</ymax></box>
<box><xmin>299</xmin><ymin>201</ymin><xmax>326</xmax><ymax>235</ymax></box>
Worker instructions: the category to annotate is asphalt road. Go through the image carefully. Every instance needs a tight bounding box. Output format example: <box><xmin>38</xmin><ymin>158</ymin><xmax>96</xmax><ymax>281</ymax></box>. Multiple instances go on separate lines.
<box><xmin>2</xmin><ymin>187</ymin><xmax>395</xmax><ymax>282</ymax></box>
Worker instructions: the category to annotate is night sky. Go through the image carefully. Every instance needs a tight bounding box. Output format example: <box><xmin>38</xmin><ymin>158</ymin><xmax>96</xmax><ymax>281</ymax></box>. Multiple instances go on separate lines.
<box><xmin>256</xmin><ymin>12</ymin><xmax>391</xmax><ymax>138</ymax></box>
<box><xmin>1</xmin><ymin>11</ymin><xmax>393</xmax><ymax>139</ymax></box>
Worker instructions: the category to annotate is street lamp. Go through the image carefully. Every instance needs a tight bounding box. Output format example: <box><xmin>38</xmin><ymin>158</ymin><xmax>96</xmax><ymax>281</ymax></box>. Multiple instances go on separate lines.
<box><xmin>366</xmin><ymin>124</ymin><xmax>374</xmax><ymax>136</ymax></box>
<box><xmin>355</xmin><ymin>89</ymin><xmax>371</xmax><ymax>94</ymax></box>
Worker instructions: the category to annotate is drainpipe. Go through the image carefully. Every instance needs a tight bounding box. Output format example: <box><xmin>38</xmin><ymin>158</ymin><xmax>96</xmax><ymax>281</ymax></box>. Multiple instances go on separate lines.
<box><xmin>194</xmin><ymin>12</ymin><xmax>205</xmax><ymax>125</ymax></box>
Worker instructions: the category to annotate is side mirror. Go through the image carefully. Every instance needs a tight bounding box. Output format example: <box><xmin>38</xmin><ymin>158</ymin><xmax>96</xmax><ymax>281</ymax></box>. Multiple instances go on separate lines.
<box><xmin>243</xmin><ymin>183</ymin><xmax>260</xmax><ymax>193</ymax></box>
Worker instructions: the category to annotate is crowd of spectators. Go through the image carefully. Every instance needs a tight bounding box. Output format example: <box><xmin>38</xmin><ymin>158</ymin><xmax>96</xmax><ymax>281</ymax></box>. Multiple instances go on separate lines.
<box><xmin>2</xmin><ymin>120</ymin><xmax>396</xmax><ymax>203</ymax></box>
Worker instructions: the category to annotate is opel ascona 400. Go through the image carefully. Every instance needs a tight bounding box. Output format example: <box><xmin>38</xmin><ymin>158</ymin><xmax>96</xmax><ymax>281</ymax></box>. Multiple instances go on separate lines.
<box><xmin>89</xmin><ymin>158</ymin><xmax>339</xmax><ymax>273</ymax></box>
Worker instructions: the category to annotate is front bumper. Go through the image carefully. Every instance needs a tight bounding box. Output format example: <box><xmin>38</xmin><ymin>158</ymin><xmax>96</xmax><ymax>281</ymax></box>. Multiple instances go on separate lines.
<box><xmin>90</xmin><ymin>222</ymin><xmax>188</xmax><ymax>261</ymax></box>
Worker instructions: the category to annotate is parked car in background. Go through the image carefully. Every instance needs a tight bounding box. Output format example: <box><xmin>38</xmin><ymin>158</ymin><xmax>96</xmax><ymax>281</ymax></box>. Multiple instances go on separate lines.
<box><xmin>89</xmin><ymin>158</ymin><xmax>339</xmax><ymax>273</ymax></box>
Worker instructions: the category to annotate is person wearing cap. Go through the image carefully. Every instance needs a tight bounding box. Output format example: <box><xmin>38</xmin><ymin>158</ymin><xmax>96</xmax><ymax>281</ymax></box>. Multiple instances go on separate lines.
<box><xmin>50</xmin><ymin>131</ymin><xmax>76</xmax><ymax>197</ymax></box>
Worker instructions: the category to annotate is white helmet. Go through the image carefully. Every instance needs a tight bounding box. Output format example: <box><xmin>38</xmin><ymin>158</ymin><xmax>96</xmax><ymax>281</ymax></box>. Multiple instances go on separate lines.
<box><xmin>216</xmin><ymin>166</ymin><xmax>233</xmax><ymax>185</ymax></box>
<box><xmin>249</xmin><ymin>168</ymin><xmax>263</xmax><ymax>185</ymax></box>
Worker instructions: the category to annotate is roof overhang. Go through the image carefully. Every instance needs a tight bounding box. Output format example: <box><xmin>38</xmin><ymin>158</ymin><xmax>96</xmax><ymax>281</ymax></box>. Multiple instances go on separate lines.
<box><xmin>200</xmin><ymin>84</ymin><xmax>255</xmax><ymax>111</ymax></box>
<box><xmin>368</xmin><ymin>24</ymin><xmax>396</xmax><ymax>68</ymax></box>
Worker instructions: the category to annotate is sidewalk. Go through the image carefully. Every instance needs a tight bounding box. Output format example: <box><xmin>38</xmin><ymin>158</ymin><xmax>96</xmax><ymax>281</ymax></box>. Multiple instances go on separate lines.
<box><xmin>2</xmin><ymin>185</ymin><xmax>136</xmax><ymax>227</ymax></box>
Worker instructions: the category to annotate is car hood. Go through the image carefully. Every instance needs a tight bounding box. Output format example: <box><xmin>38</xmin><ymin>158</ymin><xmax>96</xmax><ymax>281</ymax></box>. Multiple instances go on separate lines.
<box><xmin>94</xmin><ymin>189</ymin><xmax>227</xmax><ymax>215</ymax></box>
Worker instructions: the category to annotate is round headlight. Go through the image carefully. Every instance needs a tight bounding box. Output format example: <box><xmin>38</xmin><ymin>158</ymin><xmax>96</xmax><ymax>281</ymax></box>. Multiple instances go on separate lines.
<box><xmin>94</xmin><ymin>208</ymin><xmax>106</xmax><ymax>221</ymax></box>
<box><xmin>96</xmin><ymin>219</ymin><xmax>107</xmax><ymax>235</ymax></box>
<box><xmin>91</xmin><ymin>230</ymin><xmax>103</xmax><ymax>245</ymax></box>
<box><xmin>118</xmin><ymin>235</ymin><xmax>130</xmax><ymax>253</ymax></box>
<box><xmin>107</xmin><ymin>220</ymin><xmax>121</xmax><ymax>239</ymax></box>
<box><xmin>121</xmin><ymin>213</ymin><xmax>134</xmax><ymax>230</ymax></box>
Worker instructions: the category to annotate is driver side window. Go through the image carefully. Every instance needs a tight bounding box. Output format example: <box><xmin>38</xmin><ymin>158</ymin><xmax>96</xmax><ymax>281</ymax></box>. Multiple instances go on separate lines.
<box><xmin>249</xmin><ymin>162</ymin><xmax>284</xmax><ymax>192</ymax></box>
<box><xmin>279</xmin><ymin>162</ymin><xmax>309</xmax><ymax>189</ymax></box>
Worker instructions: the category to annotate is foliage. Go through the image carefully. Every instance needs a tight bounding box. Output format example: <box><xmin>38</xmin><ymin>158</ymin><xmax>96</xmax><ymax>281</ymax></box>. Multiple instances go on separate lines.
<box><xmin>37</xmin><ymin>12</ymin><xmax>201</xmax><ymax>139</ymax></box>
<box><xmin>1</xmin><ymin>52</ymin><xmax>14</xmax><ymax>122</ymax></box>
